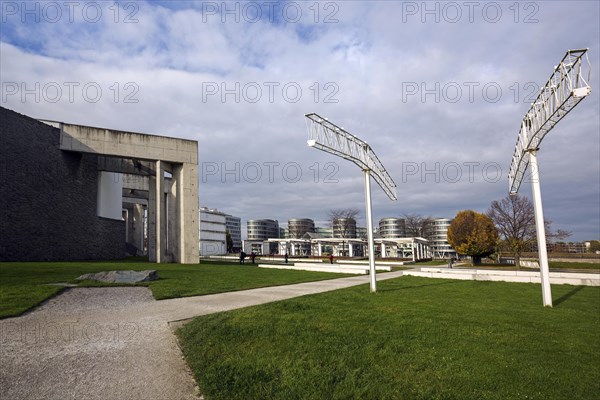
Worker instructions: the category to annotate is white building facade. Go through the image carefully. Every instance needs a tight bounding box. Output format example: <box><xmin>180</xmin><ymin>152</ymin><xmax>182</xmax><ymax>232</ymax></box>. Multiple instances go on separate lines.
<box><xmin>199</xmin><ymin>207</ymin><xmax>227</xmax><ymax>256</ymax></box>
<box><xmin>225</xmin><ymin>214</ymin><xmax>242</xmax><ymax>252</ymax></box>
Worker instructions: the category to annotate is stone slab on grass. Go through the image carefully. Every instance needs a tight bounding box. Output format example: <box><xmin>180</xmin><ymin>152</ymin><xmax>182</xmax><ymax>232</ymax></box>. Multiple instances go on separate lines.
<box><xmin>76</xmin><ymin>270</ymin><xmax>159</xmax><ymax>283</ymax></box>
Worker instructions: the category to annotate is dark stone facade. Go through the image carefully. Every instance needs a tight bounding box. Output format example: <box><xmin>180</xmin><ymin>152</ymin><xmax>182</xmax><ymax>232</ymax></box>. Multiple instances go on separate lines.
<box><xmin>0</xmin><ymin>107</ymin><xmax>125</xmax><ymax>261</ymax></box>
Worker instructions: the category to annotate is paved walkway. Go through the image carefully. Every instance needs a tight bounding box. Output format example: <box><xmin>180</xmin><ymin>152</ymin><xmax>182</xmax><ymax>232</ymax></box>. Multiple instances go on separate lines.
<box><xmin>0</xmin><ymin>271</ymin><xmax>405</xmax><ymax>400</ymax></box>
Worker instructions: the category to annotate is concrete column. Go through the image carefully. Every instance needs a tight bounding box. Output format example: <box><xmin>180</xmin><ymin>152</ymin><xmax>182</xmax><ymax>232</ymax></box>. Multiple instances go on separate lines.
<box><xmin>148</xmin><ymin>161</ymin><xmax>166</xmax><ymax>263</ymax></box>
<box><xmin>349</xmin><ymin>243</ymin><xmax>353</xmax><ymax>257</ymax></box>
<box><xmin>318</xmin><ymin>242</ymin><xmax>322</xmax><ymax>256</ymax></box>
<box><xmin>381</xmin><ymin>243</ymin><xmax>386</xmax><ymax>258</ymax></box>
<box><xmin>148</xmin><ymin>169</ymin><xmax>156</xmax><ymax>261</ymax></box>
<box><xmin>124</xmin><ymin>204</ymin><xmax>133</xmax><ymax>244</ymax></box>
<box><xmin>131</xmin><ymin>203</ymin><xmax>145</xmax><ymax>252</ymax></box>
<box><xmin>173</xmin><ymin>162</ymin><xmax>199</xmax><ymax>263</ymax></box>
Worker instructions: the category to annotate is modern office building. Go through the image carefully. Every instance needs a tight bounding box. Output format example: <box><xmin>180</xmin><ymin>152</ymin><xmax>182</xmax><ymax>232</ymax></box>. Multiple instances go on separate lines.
<box><xmin>225</xmin><ymin>214</ymin><xmax>242</xmax><ymax>252</ymax></box>
<box><xmin>279</xmin><ymin>227</ymin><xmax>288</xmax><ymax>239</ymax></box>
<box><xmin>288</xmin><ymin>218</ymin><xmax>315</xmax><ymax>239</ymax></box>
<box><xmin>315</xmin><ymin>227</ymin><xmax>333</xmax><ymax>237</ymax></box>
<box><xmin>333</xmin><ymin>217</ymin><xmax>357</xmax><ymax>238</ymax></box>
<box><xmin>527</xmin><ymin>241</ymin><xmax>587</xmax><ymax>254</ymax></box>
<box><xmin>425</xmin><ymin>218</ymin><xmax>456</xmax><ymax>258</ymax></box>
<box><xmin>199</xmin><ymin>207</ymin><xmax>227</xmax><ymax>256</ymax></box>
<box><xmin>245</xmin><ymin>219</ymin><xmax>280</xmax><ymax>254</ymax></box>
<box><xmin>356</xmin><ymin>227</ymin><xmax>368</xmax><ymax>239</ymax></box>
<box><xmin>247</xmin><ymin>219</ymin><xmax>280</xmax><ymax>240</ymax></box>
<box><xmin>378</xmin><ymin>218</ymin><xmax>406</xmax><ymax>238</ymax></box>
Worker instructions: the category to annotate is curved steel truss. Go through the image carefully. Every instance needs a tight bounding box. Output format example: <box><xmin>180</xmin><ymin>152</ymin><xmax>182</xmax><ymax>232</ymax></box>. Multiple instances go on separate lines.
<box><xmin>305</xmin><ymin>113</ymin><xmax>397</xmax><ymax>201</ymax></box>
<box><xmin>509</xmin><ymin>49</ymin><xmax>591</xmax><ymax>194</ymax></box>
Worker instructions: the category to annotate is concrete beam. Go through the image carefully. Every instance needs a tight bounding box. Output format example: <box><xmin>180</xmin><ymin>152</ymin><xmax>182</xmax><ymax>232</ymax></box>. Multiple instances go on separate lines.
<box><xmin>40</xmin><ymin>120</ymin><xmax>198</xmax><ymax>164</ymax></box>
<box><xmin>97</xmin><ymin>156</ymin><xmax>156</xmax><ymax>175</ymax></box>
<box><xmin>122</xmin><ymin>174</ymin><xmax>150</xmax><ymax>191</ymax></box>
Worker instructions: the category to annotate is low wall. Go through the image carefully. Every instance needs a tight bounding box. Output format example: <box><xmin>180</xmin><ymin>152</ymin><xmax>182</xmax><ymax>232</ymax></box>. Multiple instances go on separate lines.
<box><xmin>405</xmin><ymin>267</ymin><xmax>600</xmax><ymax>286</ymax></box>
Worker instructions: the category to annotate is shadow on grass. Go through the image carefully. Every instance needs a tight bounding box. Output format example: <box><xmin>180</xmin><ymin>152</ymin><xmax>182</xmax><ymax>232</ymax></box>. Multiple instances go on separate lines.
<box><xmin>554</xmin><ymin>285</ymin><xmax>586</xmax><ymax>307</ymax></box>
<box><xmin>379</xmin><ymin>280</ymin><xmax>464</xmax><ymax>292</ymax></box>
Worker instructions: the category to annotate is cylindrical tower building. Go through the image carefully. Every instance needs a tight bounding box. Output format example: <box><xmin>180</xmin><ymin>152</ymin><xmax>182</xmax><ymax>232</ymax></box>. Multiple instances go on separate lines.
<box><xmin>425</xmin><ymin>218</ymin><xmax>456</xmax><ymax>258</ymax></box>
<box><xmin>287</xmin><ymin>218</ymin><xmax>315</xmax><ymax>239</ymax></box>
<box><xmin>378</xmin><ymin>217</ymin><xmax>406</xmax><ymax>238</ymax></box>
<box><xmin>247</xmin><ymin>219</ymin><xmax>279</xmax><ymax>240</ymax></box>
<box><xmin>333</xmin><ymin>217</ymin><xmax>357</xmax><ymax>238</ymax></box>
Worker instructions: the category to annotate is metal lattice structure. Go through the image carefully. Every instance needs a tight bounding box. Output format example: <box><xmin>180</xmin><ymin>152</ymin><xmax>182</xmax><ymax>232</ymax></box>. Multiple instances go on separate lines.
<box><xmin>304</xmin><ymin>112</ymin><xmax>397</xmax><ymax>293</ymax></box>
<box><xmin>305</xmin><ymin>113</ymin><xmax>397</xmax><ymax>201</ymax></box>
<box><xmin>509</xmin><ymin>49</ymin><xmax>591</xmax><ymax>194</ymax></box>
<box><xmin>507</xmin><ymin>49</ymin><xmax>592</xmax><ymax>308</ymax></box>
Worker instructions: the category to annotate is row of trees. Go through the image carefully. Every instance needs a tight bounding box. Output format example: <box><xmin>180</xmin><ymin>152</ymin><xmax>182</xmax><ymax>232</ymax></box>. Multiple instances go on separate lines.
<box><xmin>448</xmin><ymin>194</ymin><xmax>571</xmax><ymax>266</ymax></box>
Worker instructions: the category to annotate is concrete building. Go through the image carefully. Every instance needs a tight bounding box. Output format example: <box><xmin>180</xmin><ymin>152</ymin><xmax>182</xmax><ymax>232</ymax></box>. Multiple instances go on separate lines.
<box><xmin>225</xmin><ymin>214</ymin><xmax>242</xmax><ymax>252</ymax></box>
<box><xmin>199</xmin><ymin>207</ymin><xmax>227</xmax><ymax>256</ymax></box>
<box><xmin>379</xmin><ymin>217</ymin><xmax>406</xmax><ymax>238</ymax></box>
<box><xmin>266</xmin><ymin>235</ymin><xmax>430</xmax><ymax>261</ymax></box>
<box><xmin>373</xmin><ymin>237</ymin><xmax>431</xmax><ymax>261</ymax></box>
<box><xmin>0</xmin><ymin>107</ymin><xmax>198</xmax><ymax>263</ymax></box>
<box><xmin>288</xmin><ymin>218</ymin><xmax>315</xmax><ymax>239</ymax></box>
<box><xmin>425</xmin><ymin>218</ymin><xmax>456</xmax><ymax>259</ymax></box>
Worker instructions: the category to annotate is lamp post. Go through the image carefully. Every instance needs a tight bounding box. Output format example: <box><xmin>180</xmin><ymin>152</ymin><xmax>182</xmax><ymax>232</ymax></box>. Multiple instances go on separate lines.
<box><xmin>305</xmin><ymin>113</ymin><xmax>397</xmax><ymax>293</ymax></box>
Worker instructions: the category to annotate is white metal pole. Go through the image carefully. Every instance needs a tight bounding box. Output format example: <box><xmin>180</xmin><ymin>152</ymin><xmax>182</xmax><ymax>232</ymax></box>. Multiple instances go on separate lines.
<box><xmin>529</xmin><ymin>149</ymin><xmax>553</xmax><ymax>307</ymax></box>
<box><xmin>364</xmin><ymin>169</ymin><xmax>377</xmax><ymax>293</ymax></box>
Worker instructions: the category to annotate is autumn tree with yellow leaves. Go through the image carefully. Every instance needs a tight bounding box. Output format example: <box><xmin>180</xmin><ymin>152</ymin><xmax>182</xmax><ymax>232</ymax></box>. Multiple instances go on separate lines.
<box><xmin>447</xmin><ymin>210</ymin><xmax>499</xmax><ymax>265</ymax></box>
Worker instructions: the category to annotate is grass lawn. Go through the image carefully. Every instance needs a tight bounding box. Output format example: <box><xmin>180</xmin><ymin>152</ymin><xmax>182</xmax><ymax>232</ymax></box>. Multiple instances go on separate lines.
<box><xmin>549</xmin><ymin>260</ymin><xmax>600</xmax><ymax>271</ymax></box>
<box><xmin>177</xmin><ymin>276</ymin><xmax>600</xmax><ymax>400</ymax></box>
<box><xmin>413</xmin><ymin>260</ymin><xmax>451</xmax><ymax>266</ymax></box>
<box><xmin>0</xmin><ymin>260</ymin><xmax>349</xmax><ymax>318</ymax></box>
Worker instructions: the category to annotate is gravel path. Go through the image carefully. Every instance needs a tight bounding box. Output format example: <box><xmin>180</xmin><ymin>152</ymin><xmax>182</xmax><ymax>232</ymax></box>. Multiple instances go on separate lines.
<box><xmin>0</xmin><ymin>271</ymin><xmax>405</xmax><ymax>399</ymax></box>
<box><xmin>0</xmin><ymin>287</ymin><xmax>199</xmax><ymax>400</ymax></box>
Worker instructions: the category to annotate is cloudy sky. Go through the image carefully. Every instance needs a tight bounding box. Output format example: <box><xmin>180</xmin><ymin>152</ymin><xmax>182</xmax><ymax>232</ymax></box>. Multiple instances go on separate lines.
<box><xmin>1</xmin><ymin>0</ymin><xmax>598</xmax><ymax>241</ymax></box>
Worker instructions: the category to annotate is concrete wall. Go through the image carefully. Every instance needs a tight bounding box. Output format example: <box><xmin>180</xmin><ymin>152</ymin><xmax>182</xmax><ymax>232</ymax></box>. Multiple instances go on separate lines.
<box><xmin>97</xmin><ymin>171</ymin><xmax>123</xmax><ymax>220</ymax></box>
<box><xmin>0</xmin><ymin>107</ymin><xmax>125</xmax><ymax>261</ymax></box>
<box><xmin>200</xmin><ymin>241</ymin><xmax>226</xmax><ymax>256</ymax></box>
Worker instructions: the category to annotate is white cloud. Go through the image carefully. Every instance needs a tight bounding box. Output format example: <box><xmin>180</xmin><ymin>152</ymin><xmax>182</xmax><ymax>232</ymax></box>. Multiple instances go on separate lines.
<box><xmin>1</xmin><ymin>0</ymin><xmax>598</xmax><ymax>240</ymax></box>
